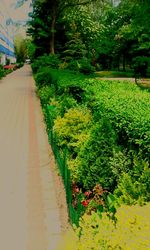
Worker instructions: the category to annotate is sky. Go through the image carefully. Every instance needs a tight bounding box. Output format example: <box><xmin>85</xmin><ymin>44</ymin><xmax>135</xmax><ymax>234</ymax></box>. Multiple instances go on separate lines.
<box><xmin>1</xmin><ymin>0</ymin><xmax>32</xmax><ymax>36</ymax></box>
<box><xmin>4</xmin><ymin>0</ymin><xmax>32</xmax><ymax>21</ymax></box>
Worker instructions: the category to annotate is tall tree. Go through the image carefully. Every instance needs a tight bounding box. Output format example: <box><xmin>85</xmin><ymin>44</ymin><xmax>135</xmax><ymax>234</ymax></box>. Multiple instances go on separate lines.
<box><xmin>14</xmin><ymin>35</ymin><xmax>28</xmax><ymax>62</ymax></box>
<box><xmin>27</xmin><ymin>0</ymin><xmax>99</xmax><ymax>54</ymax></box>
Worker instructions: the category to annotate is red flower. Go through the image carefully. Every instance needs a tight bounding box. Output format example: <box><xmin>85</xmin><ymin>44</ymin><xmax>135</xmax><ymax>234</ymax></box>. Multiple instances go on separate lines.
<box><xmin>74</xmin><ymin>187</ymin><xmax>80</xmax><ymax>193</ymax></box>
<box><xmin>81</xmin><ymin>199</ymin><xmax>90</xmax><ymax>207</ymax></box>
<box><xmin>84</xmin><ymin>191</ymin><xmax>92</xmax><ymax>197</ymax></box>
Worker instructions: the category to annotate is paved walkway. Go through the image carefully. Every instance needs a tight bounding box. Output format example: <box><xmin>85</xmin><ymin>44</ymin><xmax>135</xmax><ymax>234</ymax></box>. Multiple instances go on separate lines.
<box><xmin>98</xmin><ymin>77</ymin><xmax>135</xmax><ymax>82</ymax></box>
<box><xmin>0</xmin><ymin>66</ymin><xmax>67</xmax><ymax>250</ymax></box>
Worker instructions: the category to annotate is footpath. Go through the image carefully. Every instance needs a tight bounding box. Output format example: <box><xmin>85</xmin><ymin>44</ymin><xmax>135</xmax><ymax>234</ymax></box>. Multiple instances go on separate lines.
<box><xmin>0</xmin><ymin>65</ymin><xmax>68</xmax><ymax>250</ymax></box>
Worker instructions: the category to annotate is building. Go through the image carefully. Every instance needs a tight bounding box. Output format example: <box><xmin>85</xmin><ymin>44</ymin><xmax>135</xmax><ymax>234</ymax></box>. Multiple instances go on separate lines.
<box><xmin>0</xmin><ymin>2</ymin><xmax>16</xmax><ymax>65</ymax></box>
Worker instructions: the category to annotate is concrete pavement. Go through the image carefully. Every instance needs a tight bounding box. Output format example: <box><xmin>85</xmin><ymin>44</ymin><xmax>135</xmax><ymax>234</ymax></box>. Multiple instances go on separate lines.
<box><xmin>0</xmin><ymin>66</ymin><xmax>68</xmax><ymax>250</ymax></box>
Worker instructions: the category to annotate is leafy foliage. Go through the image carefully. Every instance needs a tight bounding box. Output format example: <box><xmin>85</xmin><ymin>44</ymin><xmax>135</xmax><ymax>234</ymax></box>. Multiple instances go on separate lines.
<box><xmin>35</xmin><ymin>67</ymin><xmax>58</xmax><ymax>89</ymax></box>
<box><xmin>59</xmin><ymin>203</ymin><xmax>150</xmax><ymax>250</ymax></box>
<box><xmin>37</xmin><ymin>86</ymin><xmax>55</xmax><ymax>105</ymax></box>
<box><xmin>115</xmin><ymin>158</ymin><xmax>150</xmax><ymax>205</ymax></box>
<box><xmin>31</xmin><ymin>54</ymin><xmax>61</xmax><ymax>73</ymax></box>
<box><xmin>53</xmin><ymin>107</ymin><xmax>91</xmax><ymax>154</ymax></box>
<box><xmin>86</xmin><ymin>79</ymin><xmax>150</xmax><ymax>159</ymax></box>
<box><xmin>76</xmin><ymin>119</ymin><xmax>117</xmax><ymax>191</ymax></box>
<box><xmin>0</xmin><ymin>65</ymin><xmax>6</xmax><ymax>79</ymax></box>
<box><xmin>35</xmin><ymin>64</ymin><xmax>150</xmax><ymax>204</ymax></box>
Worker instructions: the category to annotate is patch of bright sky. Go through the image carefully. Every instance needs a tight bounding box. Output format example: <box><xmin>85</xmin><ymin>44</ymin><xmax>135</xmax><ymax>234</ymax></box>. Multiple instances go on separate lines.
<box><xmin>1</xmin><ymin>0</ymin><xmax>32</xmax><ymax>22</ymax></box>
<box><xmin>1</xmin><ymin>0</ymin><xmax>32</xmax><ymax>36</ymax></box>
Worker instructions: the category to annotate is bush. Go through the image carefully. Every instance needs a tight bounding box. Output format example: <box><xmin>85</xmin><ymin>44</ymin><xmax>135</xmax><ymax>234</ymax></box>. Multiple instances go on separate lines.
<box><xmin>86</xmin><ymin>79</ymin><xmax>150</xmax><ymax>159</ymax></box>
<box><xmin>35</xmin><ymin>67</ymin><xmax>58</xmax><ymax>89</ymax></box>
<box><xmin>66</xmin><ymin>58</ymin><xmax>95</xmax><ymax>75</ymax></box>
<box><xmin>78</xmin><ymin>58</ymin><xmax>95</xmax><ymax>75</ymax></box>
<box><xmin>114</xmin><ymin>157</ymin><xmax>150</xmax><ymax>205</ymax></box>
<box><xmin>39</xmin><ymin>72</ymin><xmax>150</xmax><ymax>203</ymax></box>
<box><xmin>53</xmin><ymin>107</ymin><xmax>91</xmax><ymax>153</ymax></box>
<box><xmin>59</xmin><ymin>203</ymin><xmax>150</xmax><ymax>250</ymax></box>
<box><xmin>110</xmin><ymin>150</ymin><xmax>132</xmax><ymax>181</ymax></box>
<box><xmin>0</xmin><ymin>65</ymin><xmax>6</xmax><ymax>79</ymax></box>
<box><xmin>65</xmin><ymin>60</ymin><xmax>80</xmax><ymax>72</ymax></box>
<box><xmin>81</xmin><ymin>79</ymin><xmax>150</xmax><ymax>198</ymax></box>
<box><xmin>37</xmin><ymin>86</ymin><xmax>55</xmax><ymax>105</ymax></box>
<box><xmin>51</xmin><ymin>95</ymin><xmax>78</xmax><ymax>118</ymax></box>
<box><xmin>76</xmin><ymin>119</ymin><xmax>117</xmax><ymax>191</ymax></box>
<box><xmin>36</xmin><ymin>67</ymin><xmax>150</xmax><ymax>212</ymax></box>
<box><xmin>31</xmin><ymin>54</ymin><xmax>61</xmax><ymax>73</ymax></box>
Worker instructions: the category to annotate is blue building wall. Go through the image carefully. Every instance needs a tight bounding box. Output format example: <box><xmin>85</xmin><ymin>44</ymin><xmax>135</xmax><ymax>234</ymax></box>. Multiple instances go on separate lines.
<box><xmin>0</xmin><ymin>4</ymin><xmax>16</xmax><ymax>65</ymax></box>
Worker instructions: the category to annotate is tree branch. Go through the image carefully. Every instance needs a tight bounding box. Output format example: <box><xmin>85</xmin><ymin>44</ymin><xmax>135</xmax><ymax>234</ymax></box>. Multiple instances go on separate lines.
<box><xmin>60</xmin><ymin>0</ymin><xmax>97</xmax><ymax>13</ymax></box>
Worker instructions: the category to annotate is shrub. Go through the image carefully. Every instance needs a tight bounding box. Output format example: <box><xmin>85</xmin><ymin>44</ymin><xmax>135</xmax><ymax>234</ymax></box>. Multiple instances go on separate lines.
<box><xmin>53</xmin><ymin>107</ymin><xmax>92</xmax><ymax>154</ymax></box>
<box><xmin>78</xmin><ymin>58</ymin><xmax>95</xmax><ymax>75</ymax></box>
<box><xmin>86</xmin><ymin>79</ymin><xmax>150</xmax><ymax>159</ymax></box>
<box><xmin>52</xmin><ymin>95</ymin><xmax>78</xmax><ymax>117</ymax></box>
<box><xmin>59</xmin><ymin>203</ymin><xmax>150</xmax><ymax>250</ymax></box>
<box><xmin>0</xmin><ymin>65</ymin><xmax>6</xmax><ymax>79</ymax></box>
<box><xmin>31</xmin><ymin>54</ymin><xmax>61</xmax><ymax>73</ymax></box>
<box><xmin>35</xmin><ymin>67</ymin><xmax>58</xmax><ymax>89</ymax></box>
<box><xmin>110</xmin><ymin>150</ymin><xmax>132</xmax><ymax>181</ymax></box>
<box><xmin>36</xmin><ymin>67</ymin><xmax>150</xmax><ymax>217</ymax></box>
<box><xmin>37</xmin><ymin>86</ymin><xmax>55</xmax><ymax>105</ymax></box>
<box><xmin>38</xmin><ymin>72</ymin><xmax>150</xmax><ymax>204</ymax></box>
<box><xmin>114</xmin><ymin>157</ymin><xmax>150</xmax><ymax>205</ymax></box>
<box><xmin>66</xmin><ymin>58</ymin><xmax>95</xmax><ymax>75</ymax></box>
<box><xmin>65</xmin><ymin>60</ymin><xmax>80</xmax><ymax>72</ymax></box>
<box><xmin>76</xmin><ymin>119</ymin><xmax>117</xmax><ymax>191</ymax></box>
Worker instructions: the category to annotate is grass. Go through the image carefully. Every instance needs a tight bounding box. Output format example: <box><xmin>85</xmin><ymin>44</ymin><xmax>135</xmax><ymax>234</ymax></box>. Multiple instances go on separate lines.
<box><xmin>95</xmin><ymin>70</ymin><xmax>134</xmax><ymax>78</ymax></box>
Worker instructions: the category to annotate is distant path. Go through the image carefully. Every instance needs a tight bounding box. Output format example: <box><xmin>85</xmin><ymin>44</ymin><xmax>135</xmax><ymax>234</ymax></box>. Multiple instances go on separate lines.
<box><xmin>0</xmin><ymin>65</ymin><xmax>68</xmax><ymax>250</ymax></box>
<box><xmin>98</xmin><ymin>77</ymin><xmax>150</xmax><ymax>88</ymax></box>
<box><xmin>98</xmin><ymin>77</ymin><xmax>135</xmax><ymax>82</ymax></box>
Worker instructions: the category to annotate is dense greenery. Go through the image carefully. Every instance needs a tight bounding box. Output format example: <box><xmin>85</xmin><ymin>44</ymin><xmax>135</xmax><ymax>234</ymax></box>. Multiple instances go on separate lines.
<box><xmin>14</xmin><ymin>35</ymin><xmax>34</xmax><ymax>63</ymax></box>
<box><xmin>24</xmin><ymin>0</ymin><xmax>150</xmax><ymax>247</ymax></box>
<box><xmin>33</xmin><ymin>56</ymin><xmax>150</xmax><ymax>208</ymax></box>
<box><xmin>0</xmin><ymin>65</ymin><xmax>6</xmax><ymax>79</ymax></box>
<box><xmin>59</xmin><ymin>203</ymin><xmax>150</xmax><ymax>249</ymax></box>
<box><xmin>27</xmin><ymin>0</ymin><xmax>150</xmax><ymax>76</ymax></box>
<box><xmin>0</xmin><ymin>64</ymin><xmax>19</xmax><ymax>79</ymax></box>
<box><xmin>36</xmin><ymin>63</ymin><xmax>149</xmax><ymax>242</ymax></box>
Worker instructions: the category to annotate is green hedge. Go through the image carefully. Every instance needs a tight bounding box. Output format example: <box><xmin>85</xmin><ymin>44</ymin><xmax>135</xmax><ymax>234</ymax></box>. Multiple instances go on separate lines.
<box><xmin>34</xmin><ymin>64</ymin><xmax>150</xmax><ymax>206</ymax></box>
<box><xmin>86</xmin><ymin>79</ymin><xmax>150</xmax><ymax>159</ymax></box>
<box><xmin>31</xmin><ymin>54</ymin><xmax>61</xmax><ymax>73</ymax></box>
<box><xmin>0</xmin><ymin>65</ymin><xmax>6</xmax><ymax>79</ymax></box>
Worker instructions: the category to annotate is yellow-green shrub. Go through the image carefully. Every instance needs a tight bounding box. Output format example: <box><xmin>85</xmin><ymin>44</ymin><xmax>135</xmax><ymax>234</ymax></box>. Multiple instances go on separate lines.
<box><xmin>53</xmin><ymin>107</ymin><xmax>91</xmax><ymax>180</ymax></box>
<box><xmin>53</xmin><ymin>107</ymin><xmax>91</xmax><ymax>151</ymax></box>
<box><xmin>58</xmin><ymin>203</ymin><xmax>150</xmax><ymax>250</ymax></box>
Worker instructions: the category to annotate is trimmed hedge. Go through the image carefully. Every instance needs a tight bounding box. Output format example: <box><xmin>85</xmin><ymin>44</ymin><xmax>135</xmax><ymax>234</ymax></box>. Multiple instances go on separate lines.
<box><xmin>33</xmin><ymin>53</ymin><xmax>150</xmax><ymax>208</ymax></box>
<box><xmin>0</xmin><ymin>65</ymin><xmax>6</xmax><ymax>79</ymax></box>
<box><xmin>35</xmin><ymin>66</ymin><xmax>150</xmax><ymax>204</ymax></box>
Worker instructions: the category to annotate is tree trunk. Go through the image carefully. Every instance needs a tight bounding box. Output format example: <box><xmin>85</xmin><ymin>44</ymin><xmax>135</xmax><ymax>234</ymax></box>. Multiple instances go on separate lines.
<box><xmin>118</xmin><ymin>57</ymin><xmax>120</xmax><ymax>71</ymax></box>
<box><xmin>50</xmin><ymin>14</ymin><xmax>56</xmax><ymax>54</ymax></box>
<box><xmin>123</xmin><ymin>53</ymin><xmax>126</xmax><ymax>71</ymax></box>
<box><xmin>108</xmin><ymin>57</ymin><xmax>112</xmax><ymax>70</ymax></box>
<box><xmin>91</xmin><ymin>49</ymin><xmax>96</xmax><ymax>66</ymax></box>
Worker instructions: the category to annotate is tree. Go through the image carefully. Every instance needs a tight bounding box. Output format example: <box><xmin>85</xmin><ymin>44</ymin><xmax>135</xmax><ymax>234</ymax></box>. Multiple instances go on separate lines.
<box><xmin>116</xmin><ymin>0</ymin><xmax>150</xmax><ymax>73</ymax></box>
<box><xmin>63</xmin><ymin>6</ymin><xmax>103</xmax><ymax>62</ymax></box>
<box><xmin>18</xmin><ymin>0</ymin><xmax>150</xmax><ymax>73</ymax></box>
<box><xmin>95</xmin><ymin>0</ymin><xmax>150</xmax><ymax>71</ymax></box>
<box><xmin>27</xmin><ymin>0</ymin><xmax>100</xmax><ymax>55</ymax></box>
<box><xmin>14</xmin><ymin>35</ymin><xmax>28</xmax><ymax>62</ymax></box>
